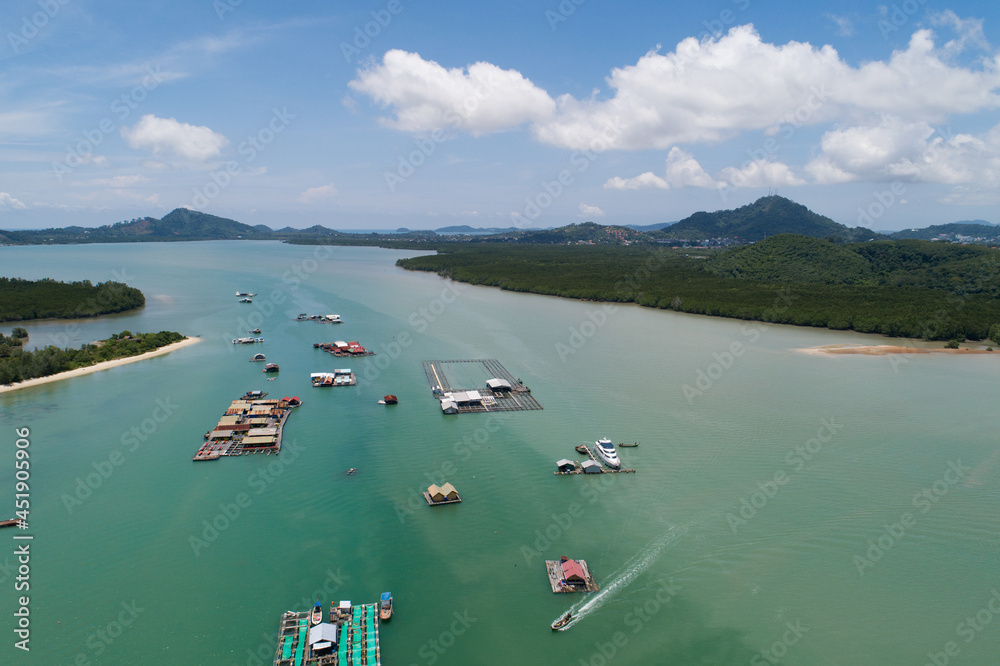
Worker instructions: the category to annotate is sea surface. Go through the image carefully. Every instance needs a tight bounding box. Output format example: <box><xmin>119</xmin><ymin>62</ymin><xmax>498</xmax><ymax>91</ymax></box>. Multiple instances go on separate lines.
<box><xmin>1</xmin><ymin>241</ymin><xmax>999</xmax><ymax>665</ymax></box>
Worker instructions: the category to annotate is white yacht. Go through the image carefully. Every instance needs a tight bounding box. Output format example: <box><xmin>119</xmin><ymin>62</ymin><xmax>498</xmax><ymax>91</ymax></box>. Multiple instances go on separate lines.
<box><xmin>594</xmin><ymin>437</ymin><xmax>620</xmax><ymax>468</ymax></box>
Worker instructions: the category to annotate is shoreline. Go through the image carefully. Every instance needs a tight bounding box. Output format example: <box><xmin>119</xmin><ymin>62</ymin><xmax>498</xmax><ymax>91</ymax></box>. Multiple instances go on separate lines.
<box><xmin>0</xmin><ymin>337</ymin><xmax>200</xmax><ymax>394</ymax></box>
<box><xmin>797</xmin><ymin>344</ymin><xmax>996</xmax><ymax>356</ymax></box>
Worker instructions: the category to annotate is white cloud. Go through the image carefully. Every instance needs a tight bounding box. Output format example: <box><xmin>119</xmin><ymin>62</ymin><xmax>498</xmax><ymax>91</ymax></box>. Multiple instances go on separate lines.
<box><xmin>353</xmin><ymin>26</ymin><xmax>1000</xmax><ymax>154</ymax></box>
<box><xmin>0</xmin><ymin>193</ymin><xmax>27</xmax><ymax>210</ymax></box>
<box><xmin>121</xmin><ymin>115</ymin><xmax>228</xmax><ymax>162</ymax></box>
<box><xmin>805</xmin><ymin>116</ymin><xmax>1000</xmax><ymax>187</ymax></box>
<box><xmin>578</xmin><ymin>203</ymin><xmax>605</xmax><ymax>218</ymax></box>
<box><xmin>825</xmin><ymin>13</ymin><xmax>854</xmax><ymax>37</ymax></box>
<box><xmin>929</xmin><ymin>11</ymin><xmax>990</xmax><ymax>58</ymax></box>
<box><xmin>664</xmin><ymin>147</ymin><xmax>719</xmax><ymax>188</ymax></box>
<box><xmin>299</xmin><ymin>183</ymin><xmax>338</xmax><ymax>203</ymax></box>
<box><xmin>349</xmin><ymin>49</ymin><xmax>556</xmax><ymax>135</ymax></box>
<box><xmin>604</xmin><ymin>173</ymin><xmax>669</xmax><ymax>190</ymax></box>
<box><xmin>88</xmin><ymin>175</ymin><xmax>149</xmax><ymax>188</ymax></box>
<box><xmin>719</xmin><ymin>160</ymin><xmax>806</xmax><ymax>188</ymax></box>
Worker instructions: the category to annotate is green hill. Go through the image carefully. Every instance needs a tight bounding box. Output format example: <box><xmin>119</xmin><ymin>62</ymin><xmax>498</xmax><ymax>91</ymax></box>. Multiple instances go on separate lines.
<box><xmin>657</xmin><ymin>195</ymin><xmax>883</xmax><ymax>242</ymax></box>
<box><xmin>890</xmin><ymin>222</ymin><xmax>1000</xmax><ymax>242</ymax></box>
<box><xmin>707</xmin><ymin>235</ymin><xmax>875</xmax><ymax>284</ymax></box>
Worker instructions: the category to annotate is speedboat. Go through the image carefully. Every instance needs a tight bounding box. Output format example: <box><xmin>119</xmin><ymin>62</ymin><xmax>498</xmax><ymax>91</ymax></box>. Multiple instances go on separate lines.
<box><xmin>594</xmin><ymin>438</ymin><xmax>620</xmax><ymax>468</ymax></box>
<box><xmin>380</xmin><ymin>592</ymin><xmax>392</xmax><ymax>621</ymax></box>
<box><xmin>551</xmin><ymin>611</ymin><xmax>572</xmax><ymax>630</ymax></box>
<box><xmin>310</xmin><ymin>602</ymin><xmax>322</xmax><ymax>625</ymax></box>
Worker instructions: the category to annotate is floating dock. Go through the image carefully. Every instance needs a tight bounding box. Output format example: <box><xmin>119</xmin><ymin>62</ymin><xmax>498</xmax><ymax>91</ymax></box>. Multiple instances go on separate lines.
<box><xmin>272</xmin><ymin>602</ymin><xmax>380</xmax><ymax>666</ymax></box>
<box><xmin>193</xmin><ymin>393</ymin><xmax>296</xmax><ymax>461</ymax></box>
<box><xmin>553</xmin><ymin>445</ymin><xmax>635</xmax><ymax>474</ymax></box>
<box><xmin>545</xmin><ymin>559</ymin><xmax>599</xmax><ymax>593</ymax></box>
<box><xmin>422</xmin><ymin>359</ymin><xmax>542</xmax><ymax>413</ymax></box>
<box><xmin>314</xmin><ymin>341</ymin><xmax>375</xmax><ymax>357</ymax></box>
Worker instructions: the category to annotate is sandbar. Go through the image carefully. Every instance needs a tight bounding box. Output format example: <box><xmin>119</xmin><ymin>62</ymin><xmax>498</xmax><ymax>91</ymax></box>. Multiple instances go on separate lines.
<box><xmin>0</xmin><ymin>337</ymin><xmax>200</xmax><ymax>394</ymax></box>
<box><xmin>798</xmin><ymin>344</ymin><xmax>995</xmax><ymax>356</ymax></box>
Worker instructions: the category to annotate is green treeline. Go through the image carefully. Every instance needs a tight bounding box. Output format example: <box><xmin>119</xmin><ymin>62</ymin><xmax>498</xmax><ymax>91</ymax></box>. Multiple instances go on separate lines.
<box><xmin>0</xmin><ymin>330</ymin><xmax>184</xmax><ymax>386</ymax></box>
<box><xmin>0</xmin><ymin>278</ymin><xmax>145</xmax><ymax>322</ymax></box>
<box><xmin>395</xmin><ymin>239</ymin><xmax>1000</xmax><ymax>341</ymax></box>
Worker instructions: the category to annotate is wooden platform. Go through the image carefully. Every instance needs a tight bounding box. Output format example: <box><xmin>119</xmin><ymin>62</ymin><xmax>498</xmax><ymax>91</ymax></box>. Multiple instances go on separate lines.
<box><xmin>423</xmin><ymin>359</ymin><xmax>542</xmax><ymax>413</ymax></box>
<box><xmin>193</xmin><ymin>398</ymin><xmax>293</xmax><ymax>461</ymax></box>
<box><xmin>422</xmin><ymin>492</ymin><xmax>463</xmax><ymax>506</ymax></box>
<box><xmin>553</xmin><ymin>445</ymin><xmax>635</xmax><ymax>474</ymax></box>
<box><xmin>545</xmin><ymin>559</ymin><xmax>599</xmax><ymax>593</ymax></box>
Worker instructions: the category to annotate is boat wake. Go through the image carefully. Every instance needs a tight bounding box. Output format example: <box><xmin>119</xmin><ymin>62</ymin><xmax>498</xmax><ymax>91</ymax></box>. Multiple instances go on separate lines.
<box><xmin>554</xmin><ymin>524</ymin><xmax>688</xmax><ymax>631</ymax></box>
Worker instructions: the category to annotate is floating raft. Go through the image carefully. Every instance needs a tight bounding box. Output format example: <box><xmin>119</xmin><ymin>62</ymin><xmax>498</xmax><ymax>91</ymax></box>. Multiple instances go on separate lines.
<box><xmin>272</xmin><ymin>601</ymin><xmax>380</xmax><ymax>666</ymax></box>
<box><xmin>545</xmin><ymin>559</ymin><xmax>599</xmax><ymax>593</ymax></box>
<box><xmin>193</xmin><ymin>395</ymin><xmax>295</xmax><ymax>461</ymax></box>
<box><xmin>553</xmin><ymin>445</ymin><xmax>635</xmax><ymax>474</ymax></box>
<box><xmin>423</xmin><ymin>359</ymin><xmax>542</xmax><ymax>413</ymax></box>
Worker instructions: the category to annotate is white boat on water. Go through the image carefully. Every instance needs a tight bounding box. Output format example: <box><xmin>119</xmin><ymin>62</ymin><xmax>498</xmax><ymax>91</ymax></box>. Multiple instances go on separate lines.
<box><xmin>594</xmin><ymin>437</ymin><xmax>620</xmax><ymax>468</ymax></box>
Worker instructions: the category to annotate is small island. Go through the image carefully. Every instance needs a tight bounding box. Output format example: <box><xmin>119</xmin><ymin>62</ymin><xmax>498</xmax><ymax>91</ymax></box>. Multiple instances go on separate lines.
<box><xmin>0</xmin><ymin>330</ymin><xmax>196</xmax><ymax>391</ymax></box>
<box><xmin>0</xmin><ymin>277</ymin><xmax>145</xmax><ymax>322</ymax></box>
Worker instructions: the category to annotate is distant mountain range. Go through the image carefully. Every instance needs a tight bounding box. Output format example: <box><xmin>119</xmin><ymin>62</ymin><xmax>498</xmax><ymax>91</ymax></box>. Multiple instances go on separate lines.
<box><xmin>0</xmin><ymin>198</ymin><xmax>995</xmax><ymax>246</ymax></box>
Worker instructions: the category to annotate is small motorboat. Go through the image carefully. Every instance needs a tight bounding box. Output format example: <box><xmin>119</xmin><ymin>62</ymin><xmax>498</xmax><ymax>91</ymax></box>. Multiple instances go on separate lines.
<box><xmin>551</xmin><ymin>612</ymin><xmax>572</xmax><ymax>631</ymax></box>
<box><xmin>248</xmin><ymin>328</ymin><xmax>262</xmax><ymax>334</ymax></box>
<box><xmin>379</xmin><ymin>592</ymin><xmax>392</xmax><ymax>621</ymax></box>
<box><xmin>238</xmin><ymin>298</ymin><xmax>253</xmax><ymax>304</ymax></box>
<box><xmin>310</xmin><ymin>602</ymin><xmax>322</xmax><ymax>625</ymax></box>
<box><xmin>575</xmin><ymin>445</ymin><xmax>588</xmax><ymax>455</ymax></box>
<box><xmin>619</xmin><ymin>442</ymin><xmax>639</xmax><ymax>448</ymax></box>
<box><xmin>346</xmin><ymin>468</ymin><xmax>357</xmax><ymax>476</ymax></box>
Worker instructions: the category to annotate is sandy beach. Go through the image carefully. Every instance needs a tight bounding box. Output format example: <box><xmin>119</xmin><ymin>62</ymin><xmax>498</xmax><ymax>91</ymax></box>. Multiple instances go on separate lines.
<box><xmin>0</xmin><ymin>336</ymin><xmax>200</xmax><ymax>394</ymax></box>
<box><xmin>798</xmin><ymin>344</ymin><xmax>995</xmax><ymax>356</ymax></box>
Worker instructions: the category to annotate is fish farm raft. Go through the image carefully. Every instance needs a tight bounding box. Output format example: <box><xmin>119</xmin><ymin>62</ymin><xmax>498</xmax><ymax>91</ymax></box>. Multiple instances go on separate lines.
<box><xmin>272</xmin><ymin>601</ymin><xmax>381</xmax><ymax>666</ymax></box>
<box><xmin>193</xmin><ymin>392</ymin><xmax>299</xmax><ymax>461</ymax></box>
<box><xmin>423</xmin><ymin>359</ymin><xmax>542</xmax><ymax>414</ymax></box>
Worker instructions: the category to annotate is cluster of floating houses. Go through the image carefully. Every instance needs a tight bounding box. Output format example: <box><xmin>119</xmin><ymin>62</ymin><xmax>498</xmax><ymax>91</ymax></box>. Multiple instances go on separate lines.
<box><xmin>313</xmin><ymin>340</ymin><xmax>374</xmax><ymax>357</ymax></box>
<box><xmin>423</xmin><ymin>360</ymin><xmax>543</xmax><ymax>414</ymax></box>
<box><xmin>297</xmin><ymin>313</ymin><xmax>342</xmax><ymax>324</ymax></box>
<box><xmin>193</xmin><ymin>391</ymin><xmax>299</xmax><ymax>461</ymax></box>
<box><xmin>555</xmin><ymin>438</ymin><xmax>637</xmax><ymax>475</ymax></box>
<box><xmin>311</xmin><ymin>369</ymin><xmax>356</xmax><ymax>387</ymax></box>
<box><xmin>273</xmin><ymin>596</ymin><xmax>387</xmax><ymax>666</ymax></box>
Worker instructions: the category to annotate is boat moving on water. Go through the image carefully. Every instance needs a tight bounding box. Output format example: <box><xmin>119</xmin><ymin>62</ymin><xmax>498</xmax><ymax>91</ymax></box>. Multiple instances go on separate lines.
<box><xmin>380</xmin><ymin>592</ymin><xmax>392</xmax><ymax>621</ymax></box>
<box><xmin>552</xmin><ymin>611</ymin><xmax>572</xmax><ymax>630</ymax></box>
<box><xmin>594</xmin><ymin>438</ymin><xmax>620</xmax><ymax>468</ymax></box>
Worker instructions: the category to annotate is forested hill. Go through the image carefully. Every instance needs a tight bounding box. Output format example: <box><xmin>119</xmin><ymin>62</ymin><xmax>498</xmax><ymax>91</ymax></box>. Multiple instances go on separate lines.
<box><xmin>890</xmin><ymin>222</ymin><xmax>1000</xmax><ymax>242</ymax></box>
<box><xmin>654</xmin><ymin>195</ymin><xmax>883</xmax><ymax>242</ymax></box>
<box><xmin>0</xmin><ymin>209</ymin><xmax>267</xmax><ymax>244</ymax></box>
<box><xmin>0</xmin><ymin>278</ymin><xmax>145</xmax><ymax>322</ymax></box>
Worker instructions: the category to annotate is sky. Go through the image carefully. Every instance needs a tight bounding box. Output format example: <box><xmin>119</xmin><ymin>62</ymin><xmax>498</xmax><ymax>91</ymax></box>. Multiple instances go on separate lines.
<box><xmin>0</xmin><ymin>0</ymin><xmax>998</xmax><ymax>232</ymax></box>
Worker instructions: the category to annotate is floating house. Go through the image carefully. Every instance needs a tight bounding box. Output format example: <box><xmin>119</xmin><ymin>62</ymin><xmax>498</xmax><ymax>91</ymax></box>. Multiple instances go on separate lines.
<box><xmin>263</xmin><ymin>363</ymin><xmax>280</xmax><ymax>373</ymax></box>
<box><xmin>440</xmin><ymin>398</ymin><xmax>459</xmax><ymax>414</ymax></box>
<box><xmin>544</xmin><ymin>556</ymin><xmax>600</xmax><ymax>593</ymax></box>
<box><xmin>556</xmin><ymin>459</ymin><xmax>577</xmax><ymax>473</ymax></box>
<box><xmin>486</xmin><ymin>378</ymin><xmax>513</xmax><ymax>394</ymax></box>
<box><xmin>560</xmin><ymin>557</ymin><xmax>587</xmax><ymax>586</ymax></box>
<box><xmin>250</xmin><ymin>353</ymin><xmax>266</xmax><ymax>362</ymax></box>
<box><xmin>424</xmin><ymin>482</ymin><xmax>462</xmax><ymax>505</ymax></box>
<box><xmin>308</xmin><ymin>623</ymin><xmax>339</xmax><ymax>656</ymax></box>
<box><xmin>581</xmin><ymin>460</ymin><xmax>603</xmax><ymax>474</ymax></box>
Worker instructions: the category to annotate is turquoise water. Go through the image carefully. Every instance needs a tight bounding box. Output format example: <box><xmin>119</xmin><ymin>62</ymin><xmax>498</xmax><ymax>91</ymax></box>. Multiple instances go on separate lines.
<box><xmin>1</xmin><ymin>241</ymin><xmax>999</xmax><ymax>665</ymax></box>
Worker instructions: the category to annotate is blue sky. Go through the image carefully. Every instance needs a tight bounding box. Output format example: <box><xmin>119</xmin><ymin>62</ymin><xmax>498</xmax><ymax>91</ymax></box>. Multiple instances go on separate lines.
<box><xmin>1</xmin><ymin>0</ymin><xmax>998</xmax><ymax>231</ymax></box>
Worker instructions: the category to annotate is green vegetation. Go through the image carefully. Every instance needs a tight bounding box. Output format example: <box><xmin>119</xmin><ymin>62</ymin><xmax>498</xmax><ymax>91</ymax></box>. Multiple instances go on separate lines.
<box><xmin>396</xmin><ymin>240</ymin><xmax>1000</xmax><ymax>341</ymax></box>
<box><xmin>0</xmin><ymin>278</ymin><xmax>145</xmax><ymax>322</ymax></box>
<box><xmin>0</xmin><ymin>330</ymin><xmax>184</xmax><ymax>386</ymax></box>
